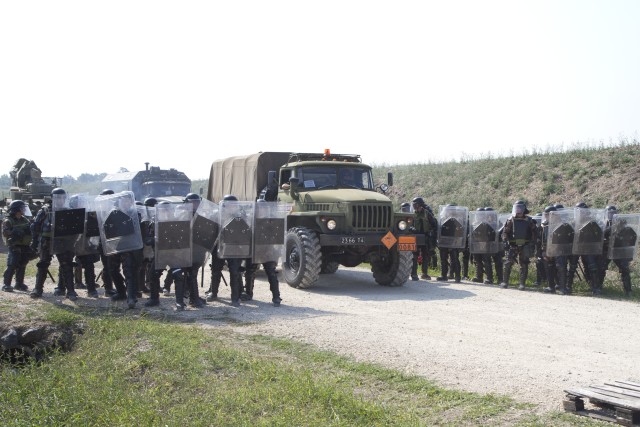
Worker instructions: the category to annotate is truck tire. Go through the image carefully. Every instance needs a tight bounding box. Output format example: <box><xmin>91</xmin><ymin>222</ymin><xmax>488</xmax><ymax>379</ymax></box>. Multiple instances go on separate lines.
<box><xmin>371</xmin><ymin>249</ymin><xmax>412</xmax><ymax>287</ymax></box>
<box><xmin>320</xmin><ymin>259</ymin><xmax>340</xmax><ymax>274</ymax></box>
<box><xmin>283</xmin><ymin>227</ymin><xmax>321</xmax><ymax>288</ymax></box>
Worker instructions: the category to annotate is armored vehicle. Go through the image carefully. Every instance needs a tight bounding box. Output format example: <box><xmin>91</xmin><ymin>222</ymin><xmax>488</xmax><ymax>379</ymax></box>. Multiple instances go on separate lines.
<box><xmin>8</xmin><ymin>158</ymin><xmax>58</xmax><ymax>202</ymax></box>
<box><xmin>101</xmin><ymin>163</ymin><xmax>191</xmax><ymax>202</ymax></box>
<box><xmin>208</xmin><ymin>150</ymin><xmax>420</xmax><ymax>289</ymax></box>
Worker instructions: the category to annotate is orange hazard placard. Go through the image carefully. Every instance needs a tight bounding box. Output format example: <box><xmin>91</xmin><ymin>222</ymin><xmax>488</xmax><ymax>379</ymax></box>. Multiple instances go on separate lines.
<box><xmin>381</xmin><ymin>231</ymin><xmax>397</xmax><ymax>250</ymax></box>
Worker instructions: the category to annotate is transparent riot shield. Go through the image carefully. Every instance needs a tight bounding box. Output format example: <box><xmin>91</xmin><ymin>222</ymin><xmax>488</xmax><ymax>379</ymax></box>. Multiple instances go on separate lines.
<box><xmin>468</xmin><ymin>210</ymin><xmax>499</xmax><ymax>254</ymax></box>
<box><xmin>572</xmin><ymin>208</ymin><xmax>605</xmax><ymax>255</ymax></box>
<box><xmin>437</xmin><ymin>205</ymin><xmax>468</xmax><ymax>249</ymax></box>
<box><xmin>138</xmin><ymin>204</ymin><xmax>156</xmax><ymax>260</ymax></box>
<box><xmin>73</xmin><ymin>194</ymin><xmax>101</xmax><ymax>256</ymax></box>
<box><xmin>192</xmin><ymin>199</ymin><xmax>220</xmax><ymax>267</ymax></box>
<box><xmin>51</xmin><ymin>192</ymin><xmax>85</xmax><ymax>255</ymax></box>
<box><xmin>253</xmin><ymin>202</ymin><xmax>290</xmax><ymax>264</ymax></box>
<box><xmin>608</xmin><ymin>214</ymin><xmax>640</xmax><ymax>260</ymax></box>
<box><xmin>218</xmin><ymin>201</ymin><xmax>254</xmax><ymax>259</ymax></box>
<box><xmin>546</xmin><ymin>209</ymin><xmax>574</xmax><ymax>257</ymax></box>
<box><xmin>154</xmin><ymin>202</ymin><xmax>192</xmax><ymax>270</ymax></box>
<box><xmin>95</xmin><ymin>191</ymin><xmax>143</xmax><ymax>256</ymax></box>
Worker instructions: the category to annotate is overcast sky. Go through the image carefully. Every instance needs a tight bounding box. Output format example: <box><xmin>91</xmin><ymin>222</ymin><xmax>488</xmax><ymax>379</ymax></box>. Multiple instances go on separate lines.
<box><xmin>1</xmin><ymin>1</ymin><xmax>638</xmax><ymax>181</ymax></box>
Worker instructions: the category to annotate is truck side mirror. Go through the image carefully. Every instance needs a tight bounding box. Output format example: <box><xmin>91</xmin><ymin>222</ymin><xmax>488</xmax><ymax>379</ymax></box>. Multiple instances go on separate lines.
<box><xmin>387</xmin><ymin>171</ymin><xmax>393</xmax><ymax>187</ymax></box>
<box><xmin>289</xmin><ymin>177</ymin><xmax>300</xmax><ymax>200</ymax></box>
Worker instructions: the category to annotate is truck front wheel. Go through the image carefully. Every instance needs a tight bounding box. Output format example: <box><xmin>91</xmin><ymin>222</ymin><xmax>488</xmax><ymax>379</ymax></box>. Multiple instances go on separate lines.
<box><xmin>371</xmin><ymin>249</ymin><xmax>412</xmax><ymax>287</ymax></box>
<box><xmin>283</xmin><ymin>227</ymin><xmax>321</xmax><ymax>288</ymax></box>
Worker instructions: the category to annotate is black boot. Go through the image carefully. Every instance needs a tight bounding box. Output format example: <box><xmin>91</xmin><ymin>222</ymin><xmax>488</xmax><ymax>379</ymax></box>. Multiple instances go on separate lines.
<box><xmin>173</xmin><ymin>269</ymin><xmax>185</xmax><ymax>310</ymax></box>
<box><xmin>14</xmin><ymin>267</ymin><xmax>29</xmax><ymax>292</ymax></box>
<box><xmin>518</xmin><ymin>267</ymin><xmax>528</xmax><ymax>291</ymax></box>
<box><xmin>501</xmin><ymin>264</ymin><xmax>512</xmax><ymax>289</ymax></box>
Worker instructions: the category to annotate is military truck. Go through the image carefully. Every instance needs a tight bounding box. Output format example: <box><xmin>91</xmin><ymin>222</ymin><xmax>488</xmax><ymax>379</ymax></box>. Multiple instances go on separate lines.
<box><xmin>101</xmin><ymin>163</ymin><xmax>192</xmax><ymax>202</ymax></box>
<box><xmin>8</xmin><ymin>158</ymin><xmax>58</xmax><ymax>203</ymax></box>
<box><xmin>207</xmin><ymin>150</ymin><xmax>421</xmax><ymax>289</ymax></box>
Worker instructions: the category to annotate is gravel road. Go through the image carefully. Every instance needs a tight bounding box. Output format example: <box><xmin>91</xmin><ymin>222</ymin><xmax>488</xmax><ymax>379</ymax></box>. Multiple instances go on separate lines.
<box><xmin>6</xmin><ymin>265</ymin><xmax>639</xmax><ymax>412</ymax></box>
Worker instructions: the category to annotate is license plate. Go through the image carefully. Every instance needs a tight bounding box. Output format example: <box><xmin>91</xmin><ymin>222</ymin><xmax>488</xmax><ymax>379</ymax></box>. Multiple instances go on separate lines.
<box><xmin>398</xmin><ymin>235</ymin><xmax>417</xmax><ymax>252</ymax></box>
<box><xmin>341</xmin><ymin>237</ymin><xmax>365</xmax><ymax>245</ymax></box>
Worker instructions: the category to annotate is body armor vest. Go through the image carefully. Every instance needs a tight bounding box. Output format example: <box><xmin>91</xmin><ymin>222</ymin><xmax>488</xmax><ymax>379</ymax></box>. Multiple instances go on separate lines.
<box><xmin>511</xmin><ymin>217</ymin><xmax>530</xmax><ymax>244</ymax></box>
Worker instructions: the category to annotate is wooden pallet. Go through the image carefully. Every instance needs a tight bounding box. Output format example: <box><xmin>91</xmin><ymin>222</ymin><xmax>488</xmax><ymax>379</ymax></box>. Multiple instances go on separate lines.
<box><xmin>564</xmin><ymin>380</ymin><xmax>640</xmax><ymax>426</ymax></box>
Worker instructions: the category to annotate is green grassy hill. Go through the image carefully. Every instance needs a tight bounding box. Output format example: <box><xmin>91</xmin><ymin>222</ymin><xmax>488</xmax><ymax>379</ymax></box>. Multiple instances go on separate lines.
<box><xmin>374</xmin><ymin>141</ymin><xmax>640</xmax><ymax>214</ymax></box>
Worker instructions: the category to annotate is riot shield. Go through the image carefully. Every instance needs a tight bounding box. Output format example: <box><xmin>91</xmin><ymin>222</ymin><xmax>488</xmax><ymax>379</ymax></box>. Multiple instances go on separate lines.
<box><xmin>138</xmin><ymin>204</ymin><xmax>156</xmax><ymax>260</ymax></box>
<box><xmin>51</xmin><ymin>192</ymin><xmax>85</xmax><ymax>255</ymax></box>
<box><xmin>546</xmin><ymin>209</ymin><xmax>574</xmax><ymax>257</ymax></box>
<box><xmin>73</xmin><ymin>194</ymin><xmax>101</xmax><ymax>256</ymax></box>
<box><xmin>192</xmin><ymin>199</ymin><xmax>220</xmax><ymax>267</ymax></box>
<box><xmin>253</xmin><ymin>202</ymin><xmax>290</xmax><ymax>264</ymax></box>
<box><xmin>154</xmin><ymin>202</ymin><xmax>192</xmax><ymax>270</ymax></box>
<box><xmin>437</xmin><ymin>205</ymin><xmax>468</xmax><ymax>249</ymax></box>
<box><xmin>572</xmin><ymin>208</ymin><xmax>605</xmax><ymax>255</ymax></box>
<box><xmin>468</xmin><ymin>210</ymin><xmax>499</xmax><ymax>254</ymax></box>
<box><xmin>608</xmin><ymin>214</ymin><xmax>640</xmax><ymax>260</ymax></box>
<box><xmin>95</xmin><ymin>191</ymin><xmax>143</xmax><ymax>256</ymax></box>
<box><xmin>218</xmin><ymin>201</ymin><xmax>254</xmax><ymax>259</ymax></box>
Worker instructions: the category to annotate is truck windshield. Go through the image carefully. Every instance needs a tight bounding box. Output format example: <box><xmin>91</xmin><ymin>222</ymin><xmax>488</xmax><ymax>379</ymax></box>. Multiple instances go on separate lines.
<box><xmin>297</xmin><ymin>167</ymin><xmax>373</xmax><ymax>190</ymax></box>
<box><xmin>143</xmin><ymin>183</ymin><xmax>191</xmax><ymax>197</ymax></box>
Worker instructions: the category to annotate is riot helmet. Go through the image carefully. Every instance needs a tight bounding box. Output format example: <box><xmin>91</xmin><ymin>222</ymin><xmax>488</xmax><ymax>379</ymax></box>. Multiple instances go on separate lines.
<box><xmin>51</xmin><ymin>187</ymin><xmax>66</xmax><ymax>197</ymax></box>
<box><xmin>51</xmin><ymin>187</ymin><xmax>68</xmax><ymax>209</ymax></box>
<box><xmin>542</xmin><ymin>205</ymin><xmax>556</xmax><ymax>224</ymax></box>
<box><xmin>484</xmin><ymin>207</ymin><xmax>494</xmax><ymax>211</ymax></box>
<box><xmin>512</xmin><ymin>200</ymin><xmax>527</xmax><ymax>216</ymax></box>
<box><xmin>476</xmin><ymin>207</ymin><xmax>485</xmax><ymax>211</ymax></box>
<box><xmin>411</xmin><ymin>197</ymin><xmax>425</xmax><ymax>207</ymax></box>
<box><xmin>135</xmin><ymin>201</ymin><xmax>144</xmax><ymax>206</ymax></box>
<box><xmin>100</xmin><ymin>189</ymin><xmax>115</xmax><ymax>195</ymax></box>
<box><xmin>554</xmin><ymin>203</ymin><xmax>564</xmax><ymax>209</ymax></box>
<box><xmin>184</xmin><ymin>193</ymin><xmax>201</xmax><ymax>202</ymax></box>
<box><xmin>400</xmin><ymin>202</ymin><xmax>411</xmax><ymax>213</ymax></box>
<box><xmin>223</xmin><ymin>194</ymin><xmax>238</xmax><ymax>202</ymax></box>
<box><xmin>8</xmin><ymin>200</ymin><xmax>27</xmax><ymax>215</ymax></box>
<box><xmin>575</xmin><ymin>201</ymin><xmax>588</xmax><ymax>209</ymax></box>
<box><xmin>68</xmin><ymin>195</ymin><xmax>80</xmax><ymax>209</ymax></box>
<box><xmin>144</xmin><ymin>197</ymin><xmax>158</xmax><ymax>207</ymax></box>
<box><xmin>606</xmin><ymin>205</ymin><xmax>618</xmax><ymax>221</ymax></box>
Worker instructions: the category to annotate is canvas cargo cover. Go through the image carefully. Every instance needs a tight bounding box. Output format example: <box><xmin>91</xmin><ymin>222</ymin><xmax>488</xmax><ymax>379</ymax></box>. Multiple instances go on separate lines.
<box><xmin>207</xmin><ymin>152</ymin><xmax>291</xmax><ymax>202</ymax></box>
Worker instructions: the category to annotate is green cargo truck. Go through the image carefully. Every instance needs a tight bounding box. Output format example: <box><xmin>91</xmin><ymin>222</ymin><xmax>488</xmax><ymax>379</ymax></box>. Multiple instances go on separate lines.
<box><xmin>207</xmin><ymin>150</ymin><xmax>421</xmax><ymax>289</ymax></box>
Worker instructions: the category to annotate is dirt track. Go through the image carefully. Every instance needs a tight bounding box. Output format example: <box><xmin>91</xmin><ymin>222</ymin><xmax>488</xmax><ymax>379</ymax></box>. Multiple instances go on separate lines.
<box><xmin>4</xmin><ymin>265</ymin><xmax>639</xmax><ymax>412</ymax></box>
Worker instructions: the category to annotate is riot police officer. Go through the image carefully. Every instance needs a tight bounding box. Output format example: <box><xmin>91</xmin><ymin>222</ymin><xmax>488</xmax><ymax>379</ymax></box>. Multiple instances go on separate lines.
<box><xmin>2</xmin><ymin>200</ymin><xmax>33</xmax><ymax>292</ymax></box>
<box><xmin>30</xmin><ymin>188</ymin><xmax>78</xmax><ymax>300</ymax></box>
<box><xmin>567</xmin><ymin>202</ymin><xmax>603</xmax><ymax>295</ymax></box>
<box><xmin>540</xmin><ymin>205</ymin><xmax>569</xmax><ymax>295</ymax></box>
<box><xmin>207</xmin><ymin>194</ymin><xmax>243</xmax><ymax>307</ymax></box>
<box><xmin>411</xmin><ymin>197</ymin><xmax>437</xmax><ymax>281</ymax></box>
<box><xmin>501</xmin><ymin>200</ymin><xmax>537</xmax><ymax>290</ymax></box>
<box><xmin>598</xmin><ymin>205</ymin><xmax>633</xmax><ymax>296</ymax></box>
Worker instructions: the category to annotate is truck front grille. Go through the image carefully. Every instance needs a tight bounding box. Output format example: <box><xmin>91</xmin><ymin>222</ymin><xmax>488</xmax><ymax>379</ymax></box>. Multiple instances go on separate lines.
<box><xmin>351</xmin><ymin>205</ymin><xmax>392</xmax><ymax>232</ymax></box>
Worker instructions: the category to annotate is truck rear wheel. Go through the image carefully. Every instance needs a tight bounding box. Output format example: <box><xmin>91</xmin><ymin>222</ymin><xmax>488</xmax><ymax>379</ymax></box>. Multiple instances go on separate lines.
<box><xmin>320</xmin><ymin>259</ymin><xmax>340</xmax><ymax>274</ymax></box>
<box><xmin>371</xmin><ymin>249</ymin><xmax>412</xmax><ymax>287</ymax></box>
<box><xmin>283</xmin><ymin>227</ymin><xmax>321</xmax><ymax>288</ymax></box>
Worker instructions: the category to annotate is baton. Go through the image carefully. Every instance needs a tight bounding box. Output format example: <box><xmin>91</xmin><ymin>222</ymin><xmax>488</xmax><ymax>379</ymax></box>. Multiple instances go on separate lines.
<box><xmin>47</xmin><ymin>269</ymin><xmax>56</xmax><ymax>284</ymax></box>
<box><xmin>221</xmin><ymin>272</ymin><xmax>229</xmax><ymax>287</ymax></box>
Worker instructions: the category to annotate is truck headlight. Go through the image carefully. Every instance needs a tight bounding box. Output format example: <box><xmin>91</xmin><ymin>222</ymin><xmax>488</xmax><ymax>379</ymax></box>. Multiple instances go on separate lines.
<box><xmin>327</xmin><ymin>219</ymin><xmax>337</xmax><ymax>230</ymax></box>
<box><xmin>398</xmin><ymin>220</ymin><xmax>407</xmax><ymax>231</ymax></box>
